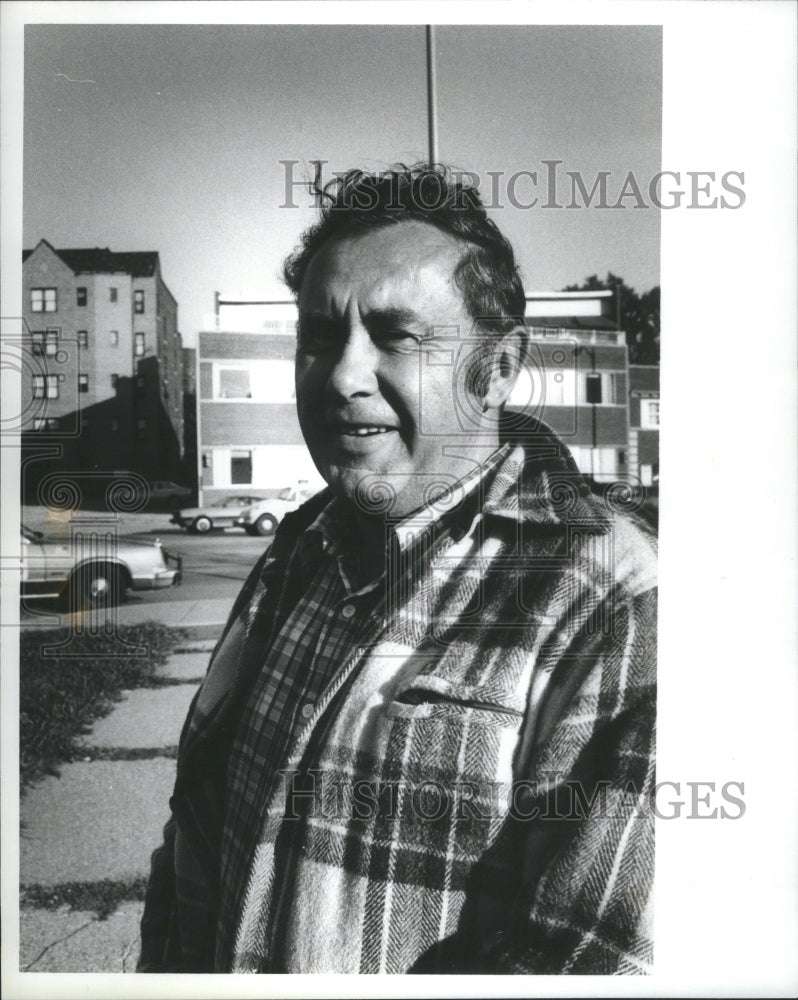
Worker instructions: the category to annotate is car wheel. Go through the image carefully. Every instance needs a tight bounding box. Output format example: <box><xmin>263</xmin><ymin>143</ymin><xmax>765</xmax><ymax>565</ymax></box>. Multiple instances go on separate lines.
<box><xmin>193</xmin><ymin>516</ymin><xmax>212</xmax><ymax>533</ymax></box>
<box><xmin>255</xmin><ymin>513</ymin><xmax>278</xmax><ymax>536</ymax></box>
<box><xmin>69</xmin><ymin>563</ymin><xmax>125</xmax><ymax>610</ymax></box>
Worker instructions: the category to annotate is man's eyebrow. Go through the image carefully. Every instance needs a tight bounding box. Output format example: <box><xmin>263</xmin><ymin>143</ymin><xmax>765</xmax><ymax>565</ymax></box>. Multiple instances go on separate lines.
<box><xmin>362</xmin><ymin>307</ymin><xmax>427</xmax><ymax>331</ymax></box>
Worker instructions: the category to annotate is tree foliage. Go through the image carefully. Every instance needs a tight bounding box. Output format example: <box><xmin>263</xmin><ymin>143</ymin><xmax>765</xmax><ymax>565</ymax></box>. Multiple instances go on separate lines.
<box><xmin>564</xmin><ymin>273</ymin><xmax>660</xmax><ymax>365</ymax></box>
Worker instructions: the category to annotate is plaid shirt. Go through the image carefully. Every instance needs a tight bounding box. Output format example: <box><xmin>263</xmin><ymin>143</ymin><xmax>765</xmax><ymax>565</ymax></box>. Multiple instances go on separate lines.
<box><xmin>218</xmin><ymin>448</ymin><xmax>509</xmax><ymax>968</ymax></box>
<box><xmin>139</xmin><ymin>427</ymin><xmax>657</xmax><ymax>975</ymax></box>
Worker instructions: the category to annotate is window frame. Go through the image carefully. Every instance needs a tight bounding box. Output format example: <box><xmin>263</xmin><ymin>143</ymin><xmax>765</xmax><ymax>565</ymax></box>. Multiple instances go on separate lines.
<box><xmin>135</xmin><ymin>332</ymin><xmax>145</xmax><ymax>357</ymax></box>
<box><xmin>134</xmin><ymin>290</ymin><xmax>145</xmax><ymax>314</ymax></box>
<box><xmin>230</xmin><ymin>449</ymin><xmax>253</xmax><ymax>485</ymax></box>
<box><xmin>31</xmin><ymin>287</ymin><xmax>57</xmax><ymax>313</ymax></box>
<box><xmin>77</xmin><ymin>329</ymin><xmax>88</xmax><ymax>348</ymax></box>
<box><xmin>76</xmin><ymin>287</ymin><xmax>87</xmax><ymax>306</ymax></box>
<box><xmin>640</xmin><ymin>397</ymin><xmax>660</xmax><ymax>429</ymax></box>
<box><xmin>78</xmin><ymin>373</ymin><xmax>89</xmax><ymax>393</ymax></box>
<box><xmin>45</xmin><ymin>328</ymin><xmax>59</xmax><ymax>357</ymax></box>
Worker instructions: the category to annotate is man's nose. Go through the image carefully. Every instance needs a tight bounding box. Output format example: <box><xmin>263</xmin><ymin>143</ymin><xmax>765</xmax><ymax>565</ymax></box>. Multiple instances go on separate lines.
<box><xmin>326</xmin><ymin>326</ymin><xmax>378</xmax><ymax>399</ymax></box>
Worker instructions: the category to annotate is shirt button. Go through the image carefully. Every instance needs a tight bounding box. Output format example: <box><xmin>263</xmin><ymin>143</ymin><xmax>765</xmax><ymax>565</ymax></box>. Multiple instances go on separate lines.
<box><xmin>341</xmin><ymin>604</ymin><xmax>356</xmax><ymax>619</ymax></box>
<box><xmin>300</xmin><ymin>702</ymin><xmax>314</xmax><ymax>719</ymax></box>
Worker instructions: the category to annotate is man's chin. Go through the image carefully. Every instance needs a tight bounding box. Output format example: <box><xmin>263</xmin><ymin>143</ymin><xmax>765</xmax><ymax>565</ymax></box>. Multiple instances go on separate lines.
<box><xmin>321</xmin><ymin>464</ymin><xmax>408</xmax><ymax>518</ymax></box>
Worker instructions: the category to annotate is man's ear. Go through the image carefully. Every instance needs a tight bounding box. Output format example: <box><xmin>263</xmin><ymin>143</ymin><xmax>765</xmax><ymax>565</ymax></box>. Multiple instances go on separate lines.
<box><xmin>482</xmin><ymin>325</ymin><xmax>528</xmax><ymax>410</ymax></box>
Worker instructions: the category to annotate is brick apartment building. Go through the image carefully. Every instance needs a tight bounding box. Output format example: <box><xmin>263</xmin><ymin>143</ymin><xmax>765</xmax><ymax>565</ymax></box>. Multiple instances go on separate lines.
<box><xmin>20</xmin><ymin>240</ymin><xmax>187</xmax><ymax>498</ymax></box>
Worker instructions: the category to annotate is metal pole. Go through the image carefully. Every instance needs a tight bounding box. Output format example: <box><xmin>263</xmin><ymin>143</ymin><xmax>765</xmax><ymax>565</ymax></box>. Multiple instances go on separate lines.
<box><xmin>426</xmin><ymin>25</ymin><xmax>439</xmax><ymax>165</ymax></box>
<box><xmin>591</xmin><ymin>346</ymin><xmax>598</xmax><ymax>482</ymax></box>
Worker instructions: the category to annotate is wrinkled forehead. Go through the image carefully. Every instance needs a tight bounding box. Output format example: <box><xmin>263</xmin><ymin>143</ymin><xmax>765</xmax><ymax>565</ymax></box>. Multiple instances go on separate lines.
<box><xmin>298</xmin><ymin>221</ymin><xmax>467</xmax><ymax>315</ymax></box>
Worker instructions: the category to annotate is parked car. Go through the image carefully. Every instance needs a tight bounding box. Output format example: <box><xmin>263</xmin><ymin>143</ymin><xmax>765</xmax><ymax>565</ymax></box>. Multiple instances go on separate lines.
<box><xmin>170</xmin><ymin>495</ymin><xmax>264</xmax><ymax>534</ymax></box>
<box><xmin>20</xmin><ymin>523</ymin><xmax>181</xmax><ymax>608</ymax></box>
<box><xmin>235</xmin><ymin>485</ymin><xmax>318</xmax><ymax>536</ymax></box>
<box><xmin>147</xmin><ymin>480</ymin><xmax>193</xmax><ymax>507</ymax></box>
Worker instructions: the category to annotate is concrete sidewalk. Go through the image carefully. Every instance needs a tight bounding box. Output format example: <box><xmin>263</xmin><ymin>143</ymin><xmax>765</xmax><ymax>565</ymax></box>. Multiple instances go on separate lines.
<box><xmin>19</xmin><ymin>633</ymin><xmax>217</xmax><ymax>973</ymax></box>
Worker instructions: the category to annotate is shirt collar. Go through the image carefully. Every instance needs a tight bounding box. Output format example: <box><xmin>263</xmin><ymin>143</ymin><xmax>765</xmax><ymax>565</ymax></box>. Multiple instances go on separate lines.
<box><xmin>302</xmin><ymin>444</ymin><xmax>511</xmax><ymax>566</ymax></box>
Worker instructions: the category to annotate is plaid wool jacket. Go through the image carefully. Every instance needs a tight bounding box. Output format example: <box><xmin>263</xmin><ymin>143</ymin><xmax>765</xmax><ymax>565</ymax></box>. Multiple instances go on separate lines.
<box><xmin>139</xmin><ymin>431</ymin><xmax>658</xmax><ymax>975</ymax></box>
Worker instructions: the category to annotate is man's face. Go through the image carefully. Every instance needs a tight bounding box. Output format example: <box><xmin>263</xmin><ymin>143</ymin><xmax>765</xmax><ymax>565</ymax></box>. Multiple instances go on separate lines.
<box><xmin>295</xmin><ymin>221</ymin><xmax>501</xmax><ymax>518</ymax></box>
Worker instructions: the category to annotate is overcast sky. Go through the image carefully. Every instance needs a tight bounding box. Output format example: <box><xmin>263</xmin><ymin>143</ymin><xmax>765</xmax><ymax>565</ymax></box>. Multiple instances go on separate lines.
<box><xmin>23</xmin><ymin>24</ymin><xmax>661</xmax><ymax>345</ymax></box>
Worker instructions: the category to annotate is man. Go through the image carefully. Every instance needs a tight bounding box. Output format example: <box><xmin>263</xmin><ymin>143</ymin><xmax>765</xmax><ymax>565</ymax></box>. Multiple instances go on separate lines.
<box><xmin>139</xmin><ymin>164</ymin><xmax>657</xmax><ymax>975</ymax></box>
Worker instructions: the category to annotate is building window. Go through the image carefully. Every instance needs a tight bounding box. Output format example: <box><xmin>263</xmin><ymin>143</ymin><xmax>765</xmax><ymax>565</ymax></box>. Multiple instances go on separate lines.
<box><xmin>640</xmin><ymin>398</ymin><xmax>660</xmax><ymax>428</ymax></box>
<box><xmin>77</xmin><ymin>287</ymin><xmax>87</xmax><ymax>306</ymax></box>
<box><xmin>31</xmin><ymin>331</ymin><xmax>45</xmax><ymax>355</ymax></box>
<box><xmin>230</xmin><ymin>450</ymin><xmax>252</xmax><ymax>485</ymax></box>
<box><xmin>218</xmin><ymin>368</ymin><xmax>252</xmax><ymax>399</ymax></box>
<box><xmin>78</xmin><ymin>373</ymin><xmax>89</xmax><ymax>393</ymax></box>
<box><xmin>32</xmin><ymin>374</ymin><xmax>59</xmax><ymax>399</ymax></box>
<box><xmin>111</xmin><ymin>373</ymin><xmax>119</xmax><ymax>389</ymax></box>
<box><xmin>32</xmin><ymin>417</ymin><xmax>59</xmax><ymax>431</ymax></box>
<box><xmin>77</xmin><ymin>330</ymin><xmax>88</xmax><ymax>347</ymax></box>
<box><xmin>109</xmin><ymin>287</ymin><xmax>118</xmax><ymax>303</ymax></box>
<box><xmin>609</xmin><ymin>372</ymin><xmax>623</xmax><ymax>405</ymax></box>
<box><xmin>134</xmin><ymin>290</ymin><xmax>145</xmax><ymax>314</ymax></box>
<box><xmin>135</xmin><ymin>332</ymin><xmax>145</xmax><ymax>357</ymax></box>
<box><xmin>584</xmin><ymin>372</ymin><xmax>603</xmax><ymax>405</ymax></box>
<box><xmin>136</xmin><ymin>376</ymin><xmax>146</xmax><ymax>393</ymax></box>
<box><xmin>110</xmin><ymin>330</ymin><xmax>119</xmax><ymax>347</ymax></box>
<box><xmin>201</xmin><ymin>452</ymin><xmax>210</xmax><ymax>469</ymax></box>
<box><xmin>45</xmin><ymin>328</ymin><xmax>59</xmax><ymax>356</ymax></box>
<box><xmin>136</xmin><ymin>418</ymin><xmax>146</xmax><ymax>440</ymax></box>
<box><xmin>31</xmin><ymin>288</ymin><xmax>57</xmax><ymax>312</ymax></box>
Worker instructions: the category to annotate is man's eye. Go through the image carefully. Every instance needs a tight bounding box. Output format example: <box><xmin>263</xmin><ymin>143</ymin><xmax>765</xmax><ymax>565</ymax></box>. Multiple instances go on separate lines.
<box><xmin>377</xmin><ymin>330</ymin><xmax>419</xmax><ymax>346</ymax></box>
<box><xmin>298</xmin><ymin>327</ymin><xmax>337</xmax><ymax>351</ymax></box>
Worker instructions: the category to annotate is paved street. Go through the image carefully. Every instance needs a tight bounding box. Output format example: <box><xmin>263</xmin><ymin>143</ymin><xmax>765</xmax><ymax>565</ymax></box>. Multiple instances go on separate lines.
<box><xmin>19</xmin><ymin>509</ymin><xmax>271</xmax><ymax>625</ymax></box>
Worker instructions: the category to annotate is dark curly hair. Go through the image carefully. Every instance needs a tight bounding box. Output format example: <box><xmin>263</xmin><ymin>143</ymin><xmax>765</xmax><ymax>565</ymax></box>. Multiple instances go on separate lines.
<box><xmin>282</xmin><ymin>164</ymin><xmax>528</xmax><ymax>390</ymax></box>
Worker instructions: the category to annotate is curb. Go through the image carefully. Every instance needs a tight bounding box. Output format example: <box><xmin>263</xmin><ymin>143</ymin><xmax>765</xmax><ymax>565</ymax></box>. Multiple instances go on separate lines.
<box><xmin>19</xmin><ymin>621</ymin><xmax>225</xmax><ymax>641</ymax></box>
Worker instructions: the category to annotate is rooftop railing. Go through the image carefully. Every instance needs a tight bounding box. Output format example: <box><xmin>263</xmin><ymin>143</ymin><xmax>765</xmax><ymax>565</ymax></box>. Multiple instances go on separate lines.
<box><xmin>527</xmin><ymin>326</ymin><xmax>626</xmax><ymax>346</ymax></box>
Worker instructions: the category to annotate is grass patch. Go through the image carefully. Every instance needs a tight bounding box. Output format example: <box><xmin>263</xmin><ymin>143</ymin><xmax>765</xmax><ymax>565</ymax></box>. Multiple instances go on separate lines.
<box><xmin>20</xmin><ymin>622</ymin><xmax>184</xmax><ymax>788</ymax></box>
<box><xmin>21</xmin><ymin>877</ymin><xmax>149</xmax><ymax>920</ymax></box>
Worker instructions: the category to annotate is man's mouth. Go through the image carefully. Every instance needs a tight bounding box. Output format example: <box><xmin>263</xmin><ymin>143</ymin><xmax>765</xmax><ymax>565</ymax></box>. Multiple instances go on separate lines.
<box><xmin>328</xmin><ymin>422</ymin><xmax>396</xmax><ymax>438</ymax></box>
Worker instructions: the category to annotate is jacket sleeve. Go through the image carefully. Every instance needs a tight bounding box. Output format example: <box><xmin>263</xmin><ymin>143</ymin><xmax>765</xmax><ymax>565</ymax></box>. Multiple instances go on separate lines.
<box><xmin>482</xmin><ymin>586</ymin><xmax>657</xmax><ymax>974</ymax></box>
<box><xmin>137</xmin><ymin>816</ymin><xmax>183</xmax><ymax>971</ymax></box>
<box><xmin>136</xmin><ymin>546</ymin><xmax>275</xmax><ymax>972</ymax></box>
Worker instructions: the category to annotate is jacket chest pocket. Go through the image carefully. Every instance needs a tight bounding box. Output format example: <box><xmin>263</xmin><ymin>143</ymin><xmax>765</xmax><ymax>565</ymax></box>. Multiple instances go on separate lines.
<box><xmin>385</xmin><ymin>675</ymin><xmax>524</xmax><ymax>726</ymax></box>
<box><xmin>381</xmin><ymin>676</ymin><xmax>525</xmax><ymax>806</ymax></box>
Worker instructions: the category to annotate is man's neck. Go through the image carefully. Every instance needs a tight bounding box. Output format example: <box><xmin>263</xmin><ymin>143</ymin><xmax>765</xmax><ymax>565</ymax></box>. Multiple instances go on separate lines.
<box><xmin>352</xmin><ymin>511</ymin><xmax>391</xmax><ymax>585</ymax></box>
